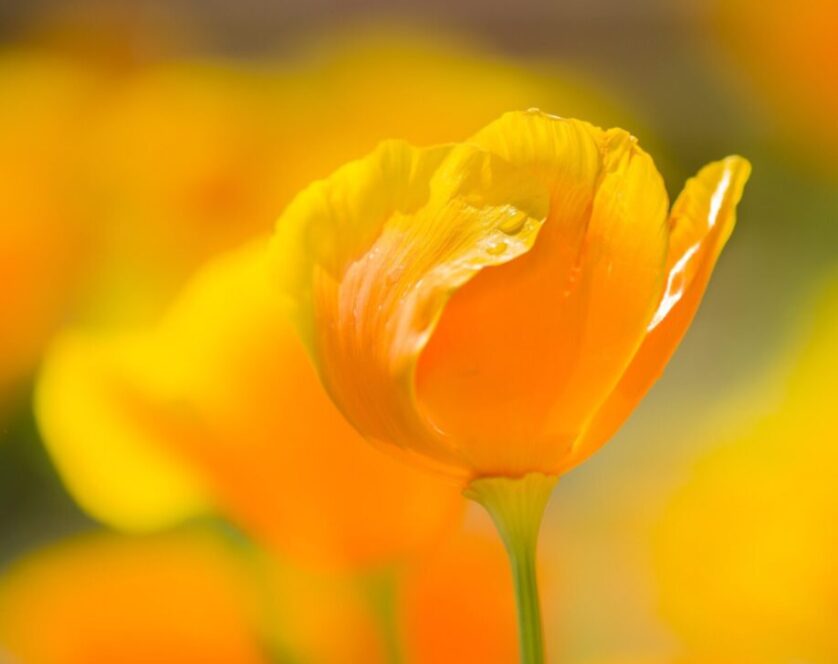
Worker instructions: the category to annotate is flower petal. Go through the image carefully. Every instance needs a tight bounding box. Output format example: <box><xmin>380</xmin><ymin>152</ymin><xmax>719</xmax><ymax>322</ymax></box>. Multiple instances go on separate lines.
<box><xmin>566</xmin><ymin>156</ymin><xmax>751</xmax><ymax>470</ymax></box>
<box><xmin>273</xmin><ymin>136</ymin><xmax>553</xmax><ymax>475</ymax></box>
<box><xmin>35</xmin><ymin>332</ymin><xmax>211</xmax><ymax>531</ymax></box>
<box><xmin>415</xmin><ymin>112</ymin><xmax>670</xmax><ymax>476</ymax></box>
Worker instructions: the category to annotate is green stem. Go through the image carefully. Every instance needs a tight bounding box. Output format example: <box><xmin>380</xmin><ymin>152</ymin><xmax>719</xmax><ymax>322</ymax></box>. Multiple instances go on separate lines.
<box><xmin>360</xmin><ymin>566</ymin><xmax>404</xmax><ymax>664</ymax></box>
<box><xmin>464</xmin><ymin>473</ymin><xmax>558</xmax><ymax>664</ymax></box>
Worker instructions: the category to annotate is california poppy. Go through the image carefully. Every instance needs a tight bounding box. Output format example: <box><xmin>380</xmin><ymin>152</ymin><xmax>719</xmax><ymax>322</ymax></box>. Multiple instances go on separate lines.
<box><xmin>272</xmin><ymin>109</ymin><xmax>750</xmax><ymax>661</ymax></box>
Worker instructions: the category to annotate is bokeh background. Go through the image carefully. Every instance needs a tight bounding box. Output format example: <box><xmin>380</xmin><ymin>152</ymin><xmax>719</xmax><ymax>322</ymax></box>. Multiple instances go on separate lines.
<box><xmin>1</xmin><ymin>0</ymin><xmax>836</xmax><ymax>662</ymax></box>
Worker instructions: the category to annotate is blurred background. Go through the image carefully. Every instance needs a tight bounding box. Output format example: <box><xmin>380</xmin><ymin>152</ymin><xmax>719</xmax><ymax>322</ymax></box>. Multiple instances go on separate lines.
<box><xmin>0</xmin><ymin>0</ymin><xmax>836</xmax><ymax>663</ymax></box>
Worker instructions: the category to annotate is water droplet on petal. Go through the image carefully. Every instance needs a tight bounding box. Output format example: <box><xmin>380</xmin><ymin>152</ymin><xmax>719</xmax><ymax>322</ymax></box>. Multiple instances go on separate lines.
<box><xmin>486</xmin><ymin>240</ymin><xmax>508</xmax><ymax>256</ymax></box>
<box><xmin>499</xmin><ymin>206</ymin><xmax>528</xmax><ymax>235</ymax></box>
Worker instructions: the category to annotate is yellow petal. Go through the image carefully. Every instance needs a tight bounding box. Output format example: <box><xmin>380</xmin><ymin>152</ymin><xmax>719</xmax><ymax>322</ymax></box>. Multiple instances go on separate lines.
<box><xmin>275</xmin><ymin>134</ymin><xmax>556</xmax><ymax>476</ymax></box>
<box><xmin>567</xmin><ymin>156</ymin><xmax>750</xmax><ymax>471</ymax></box>
<box><xmin>416</xmin><ymin>112</ymin><xmax>670</xmax><ymax>475</ymax></box>
<box><xmin>35</xmin><ymin>331</ymin><xmax>211</xmax><ymax>531</ymax></box>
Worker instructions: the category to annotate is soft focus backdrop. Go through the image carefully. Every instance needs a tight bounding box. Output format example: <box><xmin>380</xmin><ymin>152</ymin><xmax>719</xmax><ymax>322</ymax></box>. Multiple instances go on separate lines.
<box><xmin>1</xmin><ymin>0</ymin><xmax>836</xmax><ymax>662</ymax></box>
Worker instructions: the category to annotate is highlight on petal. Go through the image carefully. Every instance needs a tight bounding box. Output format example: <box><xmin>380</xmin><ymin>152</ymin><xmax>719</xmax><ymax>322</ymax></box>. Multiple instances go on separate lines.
<box><xmin>274</xmin><ymin>110</ymin><xmax>672</xmax><ymax>479</ymax></box>
<box><xmin>36</xmin><ymin>241</ymin><xmax>463</xmax><ymax>568</ymax></box>
<box><xmin>567</xmin><ymin>156</ymin><xmax>751</xmax><ymax>471</ymax></box>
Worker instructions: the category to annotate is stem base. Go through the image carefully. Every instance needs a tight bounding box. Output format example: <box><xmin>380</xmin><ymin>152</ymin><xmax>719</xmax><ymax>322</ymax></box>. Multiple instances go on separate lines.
<box><xmin>464</xmin><ymin>473</ymin><xmax>557</xmax><ymax>664</ymax></box>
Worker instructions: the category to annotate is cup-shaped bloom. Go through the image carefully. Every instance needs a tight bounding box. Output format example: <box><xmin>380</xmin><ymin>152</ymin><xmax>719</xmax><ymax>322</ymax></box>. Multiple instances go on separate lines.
<box><xmin>36</xmin><ymin>242</ymin><xmax>462</xmax><ymax>568</ymax></box>
<box><xmin>273</xmin><ymin>110</ymin><xmax>750</xmax><ymax>480</ymax></box>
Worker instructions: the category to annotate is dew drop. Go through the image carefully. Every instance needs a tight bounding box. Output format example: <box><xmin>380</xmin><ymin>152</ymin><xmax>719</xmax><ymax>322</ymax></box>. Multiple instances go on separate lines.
<box><xmin>498</xmin><ymin>206</ymin><xmax>528</xmax><ymax>235</ymax></box>
<box><xmin>486</xmin><ymin>240</ymin><xmax>508</xmax><ymax>256</ymax></box>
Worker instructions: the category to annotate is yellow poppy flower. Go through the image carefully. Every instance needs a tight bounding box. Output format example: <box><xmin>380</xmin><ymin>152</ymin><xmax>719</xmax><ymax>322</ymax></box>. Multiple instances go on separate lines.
<box><xmin>36</xmin><ymin>241</ymin><xmax>462</xmax><ymax>569</ymax></box>
<box><xmin>271</xmin><ymin>109</ymin><xmax>749</xmax><ymax>661</ymax></box>
<box><xmin>656</xmin><ymin>276</ymin><xmax>838</xmax><ymax>663</ymax></box>
<box><xmin>273</xmin><ymin>109</ymin><xmax>750</xmax><ymax>482</ymax></box>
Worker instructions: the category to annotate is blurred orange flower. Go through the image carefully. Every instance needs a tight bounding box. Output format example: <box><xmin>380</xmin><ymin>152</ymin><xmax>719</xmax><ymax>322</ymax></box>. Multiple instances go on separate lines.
<box><xmin>36</xmin><ymin>242</ymin><xmax>462</xmax><ymax>569</ymax></box>
<box><xmin>656</xmin><ymin>276</ymin><xmax>838</xmax><ymax>663</ymax></box>
<box><xmin>273</xmin><ymin>109</ymin><xmax>750</xmax><ymax>481</ymax></box>
<box><xmin>0</xmin><ymin>529</ymin><xmax>384</xmax><ymax>664</ymax></box>
<box><xmin>710</xmin><ymin>0</ymin><xmax>838</xmax><ymax>168</ymax></box>
<box><xmin>0</xmin><ymin>53</ymin><xmax>100</xmax><ymax>401</ymax></box>
<box><xmin>0</xmin><ymin>524</ymin><xmax>537</xmax><ymax>664</ymax></box>
<box><xmin>401</xmin><ymin>525</ymin><xmax>521</xmax><ymax>663</ymax></box>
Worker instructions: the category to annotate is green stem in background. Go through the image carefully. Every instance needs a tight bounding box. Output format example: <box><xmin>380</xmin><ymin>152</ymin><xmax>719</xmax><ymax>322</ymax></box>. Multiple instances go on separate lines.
<box><xmin>360</xmin><ymin>566</ymin><xmax>405</xmax><ymax>664</ymax></box>
<box><xmin>464</xmin><ymin>473</ymin><xmax>558</xmax><ymax>664</ymax></box>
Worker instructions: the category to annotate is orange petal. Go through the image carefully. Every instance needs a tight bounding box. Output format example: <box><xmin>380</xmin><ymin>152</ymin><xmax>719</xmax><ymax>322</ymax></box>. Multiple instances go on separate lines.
<box><xmin>416</xmin><ymin>112</ymin><xmax>670</xmax><ymax>476</ymax></box>
<box><xmin>273</xmin><ymin>135</ymin><xmax>552</xmax><ymax>477</ymax></box>
<box><xmin>566</xmin><ymin>156</ymin><xmax>751</xmax><ymax>470</ymax></box>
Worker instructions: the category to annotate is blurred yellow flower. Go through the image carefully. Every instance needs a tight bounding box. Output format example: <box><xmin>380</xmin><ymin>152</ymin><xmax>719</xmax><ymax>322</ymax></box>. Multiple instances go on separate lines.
<box><xmin>0</xmin><ymin>52</ymin><xmax>100</xmax><ymax>401</ymax></box>
<box><xmin>82</xmin><ymin>29</ymin><xmax>625</xmax><ymax>323</ymax></box>
<box><xmin>0</xmin><ymin>529</ymin><xmax>384</xmax><ymax>664</ymax></box>
<box><xmin>656</xmin><ymin>276</ymin><xmax>838</xmax><ymax>663</ymax></box>
<box><xmin>273</xmin><ymin>109</ymin><xmax>750</xmax><ymax>481</ymax></box>
<box><xmin>36</xmin><ymin>242</ymin><xmax>462</xmax><ymax>569</ymax></box>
